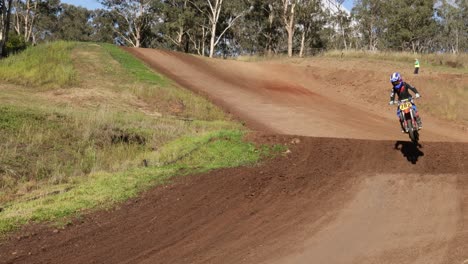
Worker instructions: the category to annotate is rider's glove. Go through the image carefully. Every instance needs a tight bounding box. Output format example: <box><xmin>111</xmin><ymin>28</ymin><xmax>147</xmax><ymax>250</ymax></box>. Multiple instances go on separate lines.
<box><xmin>389</xmin><ymin>101</ymin><xmax>394</xmax><ymax>105</ymax></box>
<box><xmin>415</xmin><ymin>93</ymin><xmax>421</xmax><ymax>98</ymax></box>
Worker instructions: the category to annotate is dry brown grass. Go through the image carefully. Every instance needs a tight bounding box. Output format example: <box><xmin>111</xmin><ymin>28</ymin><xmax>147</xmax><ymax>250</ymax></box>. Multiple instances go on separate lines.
<box><xmin>0</xmin><ymin>43</ymin><xmax>239</xmax><ymax>203</ymax></box>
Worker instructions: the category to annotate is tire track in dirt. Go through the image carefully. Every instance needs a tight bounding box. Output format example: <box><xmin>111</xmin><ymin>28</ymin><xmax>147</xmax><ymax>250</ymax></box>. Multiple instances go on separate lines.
<box><xmin>124</xmin><ymin>48</ymin><xmax>467</xmax><ymax>142</ymax></box>
<box><xmin>272</xmin><ymin>173</ymin><xmax>460</xmax><ymax>264</ymax></box>
<box><xmin>1</xmin><ymin>137</ymin><xmax>467</xmax><ymax>264</ymax></box>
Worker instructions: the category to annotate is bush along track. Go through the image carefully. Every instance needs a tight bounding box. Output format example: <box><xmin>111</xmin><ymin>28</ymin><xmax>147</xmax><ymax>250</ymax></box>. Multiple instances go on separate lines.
<box><xmin>0</xmin><ymin>42</ymin><xmax>283</xmax><ymax>236</ymax></box>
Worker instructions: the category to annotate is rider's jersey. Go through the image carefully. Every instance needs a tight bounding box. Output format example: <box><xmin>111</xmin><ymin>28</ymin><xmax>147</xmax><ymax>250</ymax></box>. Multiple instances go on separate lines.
<box><xmin>390</xmin><ymin>82</ymin><xmax>419</xmax><ymax>102</ymax></box>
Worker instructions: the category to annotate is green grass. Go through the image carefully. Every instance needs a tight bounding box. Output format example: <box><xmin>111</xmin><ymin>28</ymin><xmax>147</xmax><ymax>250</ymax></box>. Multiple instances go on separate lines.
<box><xmin>102</xmin><ymin>44</ymin><xmax>170</xmax><ymax>86</ymax></box>
<box><xmin>100</xmin><ymin>44</ymin><xmax>226</xmax><ymax>121</ymax></box>
<box><xmin>0</xmin><ymin>101</ymin><xmax>239</xmax><ymax>202</ymax></box>
<box><xmin>0</xmin><ymin>130</ymin><xmax>280</xmax><ymax>235</ymax></box>
<box><xmin>0</xmin><ymin>42</ymin><xmax>283</xmax><ymax>237</ymax></box>
<box><xmin>0</xmin><ymin>105</ymin><xmax>142</xmax><ymax>193</ymax></box>
<box><xmin>0</xmin><ymin>42</ymin><xmax>234</xmax><ymax>199</ymax></box>
<box><xmin>0</xmin><ymin>41</ymin><xmax>77</xmax><ymax>88</ymax></box>
<box><xmin>149</xmin><ymin>130</ymin><xmax>262</xmax><ymax>168</ymax></box>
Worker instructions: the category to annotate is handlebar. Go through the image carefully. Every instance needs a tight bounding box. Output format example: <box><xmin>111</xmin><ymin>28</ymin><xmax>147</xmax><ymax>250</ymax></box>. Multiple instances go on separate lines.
<box><xmin>393</xmin><ymin>96</ymin><xmax>419</xmax><ymax>105</ymax></box>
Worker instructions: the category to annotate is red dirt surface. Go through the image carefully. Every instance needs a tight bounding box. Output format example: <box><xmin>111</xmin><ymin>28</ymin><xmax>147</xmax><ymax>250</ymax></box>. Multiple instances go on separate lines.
<box><xmin>1</xmin><ymin>49</ymin><xmax>467</xmax><ymax>264</ymax></box>
<box><xmin>124</xmin><ymin>48</ymin><xmax>468</xmax><ymax>142</ymax></box>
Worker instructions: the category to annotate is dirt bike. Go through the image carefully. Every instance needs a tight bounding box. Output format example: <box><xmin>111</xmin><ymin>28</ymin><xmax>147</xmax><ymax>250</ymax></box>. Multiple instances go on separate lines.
<box><xmin>396</xmin><ymin>97</ymin><xmax>420</xmax><ymax>144</ymax></box>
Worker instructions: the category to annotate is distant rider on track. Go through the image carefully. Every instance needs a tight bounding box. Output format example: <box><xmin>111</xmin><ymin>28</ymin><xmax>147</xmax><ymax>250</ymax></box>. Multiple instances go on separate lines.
<box><xmin>388</xmin><ymin>72</ymin><xmax>422</xmax><ymax>131</ymax></box>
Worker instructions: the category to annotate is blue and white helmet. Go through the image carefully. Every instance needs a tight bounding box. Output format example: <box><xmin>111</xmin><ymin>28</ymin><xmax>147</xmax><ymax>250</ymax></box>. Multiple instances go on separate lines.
<box><xmin>390</xmin><ymin>72</ymin><xmax>403</xmax><ymax>89</ymax></box>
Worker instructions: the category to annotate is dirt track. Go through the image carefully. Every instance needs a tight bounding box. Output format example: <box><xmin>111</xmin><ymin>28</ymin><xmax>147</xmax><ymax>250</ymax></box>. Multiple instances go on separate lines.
<box><xmin>124</xmin><ymin>48</ymin><xmax>468</xmax><ymax>142</ymax></box>
<box><xmin>1</xmin><ymin>49</ymin><xmax>468</xmax><ymax>264</ymax></box>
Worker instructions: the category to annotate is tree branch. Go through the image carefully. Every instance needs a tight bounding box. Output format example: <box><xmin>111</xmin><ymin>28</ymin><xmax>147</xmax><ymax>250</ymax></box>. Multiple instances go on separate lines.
<box><xmin>214</xmin><ymin>11</ymin><xmax>245</xmax><ymax>47</ymax></box>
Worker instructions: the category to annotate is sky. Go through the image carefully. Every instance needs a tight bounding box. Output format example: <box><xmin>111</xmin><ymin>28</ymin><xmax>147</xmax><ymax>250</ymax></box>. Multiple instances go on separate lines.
<box><xmin>342</xmin><ymin>0</ymin><xmax>354</xmax><ymax>11</ymax></box>
<box><xmin>61</xmin><ymin>0</ymin><xmax>103</xmax><ymax>10</ymax></box>
<box><xmin>61</xmin><ymin>0</ymin><xmax>355</xmax><ymax>12</ymax></box>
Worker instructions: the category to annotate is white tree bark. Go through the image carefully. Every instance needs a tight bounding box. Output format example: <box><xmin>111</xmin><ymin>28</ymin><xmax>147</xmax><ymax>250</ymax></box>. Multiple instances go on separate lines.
<box><xmin>192</xmin><ymin>0</ymin><xmax>248</xmax><ymax>58</ymax></box>
<box><xmin>188</xmin><ymin>24</ymin><xmax>208</xmax><ymax>56</ymax></box>
<box><xmin>282</xmin><ymin>0</ymin><xmax>296</xmax><ymax>57</ymax></box>
<box><xmin>164</xmin><ymin>0</ymin><xmax>189</xmax><ymax>50</ymax></box>
<box><xmin>208</xmin><ymin>0</ymin><xmax>222</xmax><ymax>58</ymax></box>
<box><xmin>299</xmin><ymin>29</ymin><xmax>306</xmax><ymax>58</ymax></box>
<box><xmin>12</xmin><ymin>0</ymin><xmax>38</xmax><ymax>43</ymax></box>
<box><xmin>107</xmin><ymin>0</ymin><xmax>153</xmax><ymax>47</ymax></box>
<box><xmin>0</xmin><ymin>0</ymin><xmax>13</xmax><ymax>57</ymax></box>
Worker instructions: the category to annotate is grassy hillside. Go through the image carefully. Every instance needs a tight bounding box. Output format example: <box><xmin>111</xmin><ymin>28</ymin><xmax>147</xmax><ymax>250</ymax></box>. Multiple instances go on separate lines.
<box><xmin>0</xmin><ymin>42</ymin><xmax>280</xmax><ymax>235</ymax></box>
<box><xmin>321</xmin><ymin>51</ymin><xmax>468</xmax><ymax>123</ymax></box>
<box><xmin>238</xmin><ymin>49</ymin><xmax>467</xmax><ymax>72</ymax></box>
<box><xmin>324</xmin><ymin>50</ymin><xmax>468</xmax><ymax>71</ymax></box>
<box><xmin>0</xmin><ymin>41</ymin><xmax>77</xmax><ymax>88</ymax></box>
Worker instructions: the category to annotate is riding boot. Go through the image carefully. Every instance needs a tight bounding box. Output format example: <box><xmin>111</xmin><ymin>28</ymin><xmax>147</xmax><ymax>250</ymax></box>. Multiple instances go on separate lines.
<box><xmin>416</xmin><ymin>116</ymin><xmax>422</xmax><ymax>129</ymax></box>
<box><xmin>399</xmin><ymin>120</ymin><xmax>405</xmax><ymax>133</ymax></box>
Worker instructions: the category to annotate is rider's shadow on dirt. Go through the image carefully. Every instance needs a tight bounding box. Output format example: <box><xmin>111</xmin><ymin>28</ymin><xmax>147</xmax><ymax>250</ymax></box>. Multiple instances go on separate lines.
<box><xmin>394</xmin><ymin>141</ymin><xmax>424</xmax><ymax>164</ymax></box>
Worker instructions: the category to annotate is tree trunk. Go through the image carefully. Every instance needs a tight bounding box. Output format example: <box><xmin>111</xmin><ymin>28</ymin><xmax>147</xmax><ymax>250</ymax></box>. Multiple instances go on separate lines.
<box><xmin>282</xmin><ymin>0</ymin><xmax>296</xmax><ymax>57</ymax></box>
<box><xmin>177</xmin><ymin>26</ymin><xmax>183</xmax><ymax>50</ymax></box>
<box><xmin>24</xmin><ymin>0</ymin><xmax>29</xmax><ymax>40</ymax></box>
<box><xmin>299</xmin><ymin>29</ymin><xmax>306</xmax><ymax>58</ymax></box>
<box><xmin>14</xmin><ymin>6</ymin><xmax>20</xmax><ymax>35</ymax></box>
<box><xmin>25</xmin><ymin>0</ymin><xmax>37</xmax><ymax>42</ymax></box>
<box><xmin>202</xmin><ymin>26</ymin><xmax>206</xmax><ymax>56</ymax></box>
<box><xmin>369</xmin><ymin>18</ymin><xmax>374</xmax><ymax>51</ymax></box>
<box><xmin>0</xmin><ymin>0</ymin><xmax>13</xmax><ymax>58</ymax></box>
<box><xmin>209</xmin><ymin>21</ymin><xmax>216</xmax><ymax>57</ymax></box>
<box><xmin>287</xmin><ymin>27</ymin><xmax>293</xmax><ymax>57</ymax></box>
<box><xmin>266</xmin><ymin>4</ymin><xmax>274</xmax><ymax>57</ymax></box>
<box><xmin>342</xmin><ymin>26</ymin><xmax>347</xmax><ymax>50</ymax></box>
<box><xmin>134</xmin><ymin>25</ymin><xmax>141</xmax><ymax>48</ymax></box>
<box><xmin>283</xmin><ymin>1</ymin><xmax>296</xmax><ymax>57</ymax></box>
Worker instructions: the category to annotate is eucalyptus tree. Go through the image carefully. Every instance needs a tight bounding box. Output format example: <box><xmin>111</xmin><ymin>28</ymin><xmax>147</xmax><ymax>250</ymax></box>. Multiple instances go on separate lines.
<box><xmin>11</xmin><ymin>0</ymin><xmax>60</xmax><ymax>44</ymax></box>
<box><xmin>56</xmin><ymin>4</ymin><xmax>93</xmax><ymax>41</ymax></box>
<box><xmin>159</xmin><ymin>0</ymin><xmax>194</xmax><ymax>51</ymax></box>
<box><xmin>333</xmin><ymin>3</ymin><xmax>351</xmax><ymax>50</ymax></box>
<box><xmin>261</xmin><ymin>0</ymin><xmax>282</xmax><ymax>55</ymax></box>
<box><xmin>90</xmin><ymin>9</ymin><xmax>115</xmax><ymax>43</ymax></box>
<box><xmin>100</xmin><ymin>0</ymin><xmax>157</xmax><ymax>47</ymax></box>
<box><xmin>0</xmin><ymin>0</ymin><xmax>13</xmax><ymax>57</ymax></box>
<box><xmin>231</xmin><ymin>0</ymin><xmax>281</xmax><ymax>55</ymax></box>
<box><xmin>459</xmin><ymin>0</ymin><xmax>468</xmax><ymax>52</ymax></box>
<box><xmin>281</xmin><ymin>0</ymin><xmax>297</xmax><ymax>57</ymax></box>
<box><xmin>436</xmin><ymin>0</ymin><xmax>467</xmax><ymax>53</ymax></box>
<box><xmin>157</xmin><ymin>0</ymin><xmax>207</xmax><ymax>54</ymax></box>
<box><xmin>185</xmin><ymin>13</ymin><xmax>209</xmax><ymax>55</ymax></box>
<box><xmin>382</xmin><ymin>0</ymin><xmax>437</xmax><ymax>52</ymax></box>
<box><xmin>351</xmin><ymin>0</ymin><xmax>384</xmax><ymax>50</ymax></box>
<box><xmin>12</xmin><ymin>0</ymin><xmax>111</xmax><ymax>44</ymax></box>
<box><xmin>31</xmin><ymin>0</ymin><xmax>61</xmax><ymax>42</ymax></box>
<box><xmin>13</xmin><ymin>0</ymin><xmax>40</xmax><ymax>43</ymax></box>
<box><xmin>190</xmin><ymin>0</ymin><xmax>251</xmax><ymax>57</ymax></box>
<box><xmin>296</xmin><ymin>0</ymin><xmax>322</xmax><ymax>57</ymax></box>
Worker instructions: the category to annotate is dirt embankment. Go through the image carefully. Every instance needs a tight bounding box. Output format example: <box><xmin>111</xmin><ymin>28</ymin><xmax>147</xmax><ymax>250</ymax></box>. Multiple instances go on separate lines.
<box><xmin>1</xmin><ymin>135</ymin><xmax>468</xmax><ymax>264</ymax></box>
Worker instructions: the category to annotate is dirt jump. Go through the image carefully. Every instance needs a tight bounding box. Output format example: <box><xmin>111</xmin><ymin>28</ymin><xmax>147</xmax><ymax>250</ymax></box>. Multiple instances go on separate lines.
<box><xmin>1</xmin><ymin>48</ymin><xmax>467</xmax><ymax>264</ymax></box>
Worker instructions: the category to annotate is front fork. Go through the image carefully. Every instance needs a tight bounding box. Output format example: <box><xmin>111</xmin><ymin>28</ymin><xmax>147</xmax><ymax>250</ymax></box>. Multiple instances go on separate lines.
<box><xmin>400</xmin><ymin>111</ymin><xmax>417</xmax><ymax>132</ymax></box>
<box><xmin>408</xmin><ymin>109</ymin><xmax>418</xmax><ymax>130</ymax></box>
<box><xmin>399</xmin><ymin>112</ymin><xmax>407</xmax><ymax>131</ymax></box>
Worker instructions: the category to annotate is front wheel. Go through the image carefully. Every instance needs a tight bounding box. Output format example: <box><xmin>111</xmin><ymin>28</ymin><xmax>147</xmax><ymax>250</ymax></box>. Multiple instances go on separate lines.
<box><xmin>407</xmin><ymin>120</ymin><xmax>419</xmax><ymax>143</ymax></box>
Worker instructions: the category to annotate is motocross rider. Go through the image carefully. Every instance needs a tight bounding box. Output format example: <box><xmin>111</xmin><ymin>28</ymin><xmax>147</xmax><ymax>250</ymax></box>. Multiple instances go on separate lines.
<box><xmin>388</xmin><ymin>72</ymin><xmax>422</xmax><ymax>131</ymax></box>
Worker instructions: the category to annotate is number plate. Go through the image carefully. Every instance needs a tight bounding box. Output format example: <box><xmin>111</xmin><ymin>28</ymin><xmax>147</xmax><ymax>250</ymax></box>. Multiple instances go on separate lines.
<box><xmin>399</xmin><ymin>102</ymin><xmax>412</xmax><ymax>111</ymax></box>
